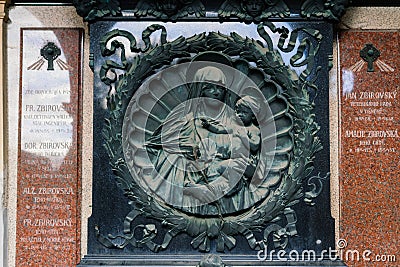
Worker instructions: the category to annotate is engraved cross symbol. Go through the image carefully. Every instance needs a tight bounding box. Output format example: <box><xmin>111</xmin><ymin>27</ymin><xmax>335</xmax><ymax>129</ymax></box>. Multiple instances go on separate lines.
<box><xmin>360</xmin><ymin>44</ymin><xmax>380</xmax><ymax>72</ymax></box>
<box><xmin>40</xmin><ymin>42</ymin><xmax>61</xmax><ymax>71</ymax></box>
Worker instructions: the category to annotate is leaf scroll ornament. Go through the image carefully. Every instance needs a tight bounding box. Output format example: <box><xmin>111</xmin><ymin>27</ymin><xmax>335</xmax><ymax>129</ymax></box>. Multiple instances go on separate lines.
<box><xmin>301</xmin><ymin>0</ymin><xmax>349</xmax><ymax>22</ymax></box>
<box><xmin>73</xmin><ymin>0</ymin><xmax>121</xmax><ymax>22</ymax></box>
<box><xmin>98</xmin><ymin>24</ymin><xmax>325</xmax><ymax>253</ymax></box>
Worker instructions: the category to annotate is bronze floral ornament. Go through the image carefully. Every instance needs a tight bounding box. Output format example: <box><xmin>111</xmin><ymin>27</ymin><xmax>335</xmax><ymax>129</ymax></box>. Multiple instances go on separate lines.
<box><xmin>301</xmin><ymin>0</ymin><xmax>350</xmax><ymax>21</ymax></box>
<box><xmin>73</xmin><ymin>0</ymin><xmax>121</xmax><ymax>22</ymax></box>
<box><xmin>97</xmin><ymin>22</ymin><xmax>326</xmax><ymax>253</ymax></box>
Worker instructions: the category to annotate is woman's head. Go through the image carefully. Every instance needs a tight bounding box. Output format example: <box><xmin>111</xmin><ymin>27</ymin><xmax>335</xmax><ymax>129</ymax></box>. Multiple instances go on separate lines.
<box><xmin>193</xmin><ymin>66</ymin><xmax>227</xmax><ymax>108</ymax></box>
<box><xmin>193</xmin><ymin>66</ymin><xmax>227</xmax><ymax>85</ymax></box>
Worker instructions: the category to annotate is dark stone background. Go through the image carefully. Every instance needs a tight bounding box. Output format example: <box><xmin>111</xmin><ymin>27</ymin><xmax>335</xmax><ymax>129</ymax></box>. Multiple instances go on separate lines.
<box><xmin>81</xmin><ymin>20</ymin><xmax>338</xmax><ymax>265</ymax></box>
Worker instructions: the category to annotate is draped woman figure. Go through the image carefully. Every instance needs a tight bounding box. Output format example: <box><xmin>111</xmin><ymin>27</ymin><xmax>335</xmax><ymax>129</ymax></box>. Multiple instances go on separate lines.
<box><xmin>145</xmin><ymin>65</ymin><xmax>243</xmax><ymax>215</ymax></box>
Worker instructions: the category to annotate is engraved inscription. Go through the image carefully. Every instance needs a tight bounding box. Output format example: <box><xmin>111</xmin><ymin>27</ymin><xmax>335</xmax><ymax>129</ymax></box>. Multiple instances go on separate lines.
<box><xmin>16</xmin><ymin>29</ymin><xmax>82</xmax><ymax>266</ymax></box>
<box><xmin>342</xmin><ymin>89</ymin><xmax>398</xmax><ymax>154</ymax></box>
<box><xmin>339</xmin><ymin>32</ymin><xmax>399</xmax><ymax>265</ymax></box>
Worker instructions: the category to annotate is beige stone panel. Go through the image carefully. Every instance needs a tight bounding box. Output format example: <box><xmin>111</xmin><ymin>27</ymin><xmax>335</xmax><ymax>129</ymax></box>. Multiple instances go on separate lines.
<box><xmin>340</xmin><ymin>7</ymin><xmax>400</xmax><ymax>30</ymax></box>
<box><xmin>330</xmin><ymin>37</ymin><xmax>340</xmax><ymax>244</ymax></box>
<box><xmin>1</xmin><ymin>2</ymin><xmax>10</xmax><ymax>266</ymax></box>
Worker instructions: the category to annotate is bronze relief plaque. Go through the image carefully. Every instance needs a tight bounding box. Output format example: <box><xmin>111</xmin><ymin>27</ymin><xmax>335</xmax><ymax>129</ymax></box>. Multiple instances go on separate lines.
<box><xmin>81</xmin><ymin>17</ymin><xmax>339</xmax><ymax>267</ymax></box>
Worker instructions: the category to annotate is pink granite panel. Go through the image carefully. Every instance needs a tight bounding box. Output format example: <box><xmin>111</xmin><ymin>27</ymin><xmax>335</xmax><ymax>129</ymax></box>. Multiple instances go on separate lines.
<box><xmin>339</xmin><ymin>31</ymin><xmax>399</xmax><ymax>267</ymax></box>
<box><xmin>16</xmin><ymin>28</ymin><xmax>82</xmax><ymax>266</ymax></box>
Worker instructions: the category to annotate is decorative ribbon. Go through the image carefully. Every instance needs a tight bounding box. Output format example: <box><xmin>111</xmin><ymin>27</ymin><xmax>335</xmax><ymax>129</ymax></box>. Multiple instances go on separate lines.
<box><xmin>99</xmin><ymin>25</ymin><xmax>167</xmax><ymax>88</ymax></box>
<box><xmin>232</xmin><ymin>207</ymin><xmax>298</xmax><ymax>251</ymax></box>
<box><xmin>257</xmin><ymin>22</ymin><xmax>323</xmax><ymax>85</ymax></box>
<box><xmin>96</xmin><ymin>209</ymin><xmax>183</xmax><ymax>252</ymax></box>
<box><xmin>142</xmin><ymin>24</ymin><xmax>167</xmax><ymax>52</ymax></box>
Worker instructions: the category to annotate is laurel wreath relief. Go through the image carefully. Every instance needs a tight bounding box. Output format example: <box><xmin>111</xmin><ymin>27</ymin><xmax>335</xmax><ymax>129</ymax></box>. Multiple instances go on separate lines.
<box><xmin>97</xmin><ymin>22</ymin><xmax>326</xmax><ymax>253</ymax></box>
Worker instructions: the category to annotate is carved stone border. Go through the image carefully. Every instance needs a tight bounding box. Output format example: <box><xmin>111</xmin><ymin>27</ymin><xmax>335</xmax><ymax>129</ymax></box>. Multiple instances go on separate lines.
<box><xmin>72</xmin><ymin>0</ymin><xmax>350</xmax><ymax>23</ymax></box>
